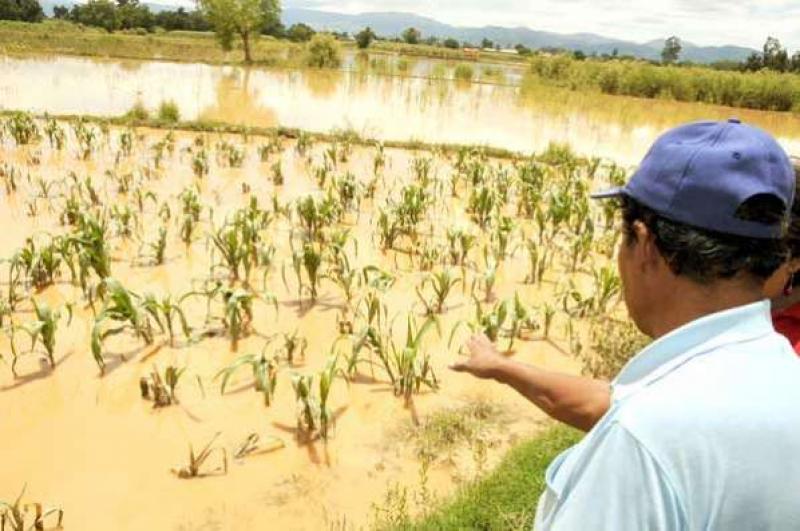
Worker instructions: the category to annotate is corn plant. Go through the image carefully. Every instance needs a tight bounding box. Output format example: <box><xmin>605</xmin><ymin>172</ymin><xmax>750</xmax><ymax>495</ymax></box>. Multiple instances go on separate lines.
<box><xmin>4</xmin><ymin>112</ymin><xmax>39</xmax><ymax>145</ymax></box>
<box><xmin>467</xmin><ymin>185</ymin><xmax>496</xmax><ymax>229</ymax></box>
<box><xmin>221</xmin><ymin>288</ymin><xmax>254</xmax><ymax>350</ymax></box>
<box><xmin>137</xmin><ymin>226</ymin><xmax>168</xmax><ymax>265</ymax></box>
<box><xmin>72</xmin><ymin>118</ymin><xmax>97</xmax><ymax>160</ymax></box>
<box><xmin>292</xmin><ymin>356</ymin><xmax>346</xmax><ymax>440</ymax></box>
<box><xmin>416</xmin><ymin>269</ymin><xmax>461</xmax><ymax>314</ymax></box>
<box><xmin>295</xmin><ymin>131</ymin><xmax>312</xmax><ymax>155</ymax></box>
<box><xmin>140</xmin><ymin>365</ymin><xmax>186</xmax><ymax>407</ymax></box>
<box><xmin>209</xmin><ymin>222</ymin><xmax>252</xmax><ymax>281</ymax></box>
<box><xmin>590</xmin><ymin>265</ymin><xmax>622</xmax><ymax>315</ymax></box>
<box><xmin>140</xmin><ymin>293</ymin><xmax>192</xmax><ymax>346</ymax></box>
<box><xmin>446</xmin><ymin>227</ymin><xmax>476</xmax><ymax>266</ymax></box>
<box><xmin>172</xmin><ymin>433</ymin><xmax>228</xmax><ymax>479</ymax></box>
<box><xmin>91</xmin><ymin>278</ymin><xmax>157</xmax><ymax>374</ymax></box>
<box><xmin>216</xmin><ymin>348</ymin><xmax>278</xmax><ymax>406</ymax></box>
<box><xmin>43</xmin><ymin>117</ymin><xmax>65</xmax><ymax>150</ymax></box>
<box><xmin>13</xmin><ymin>300</ymin><xmax>73</xmax><ymax>374</ymax></box>
<box><xmin>267</xmin><ymin>159</ymin><xmax>283</xmax><ymax>185</ymax></box>
<box><xmin>449</xmin><ymin>299</ymin><xmax>509</xmax><ymax>350</ymax></box>
<box><xmin>471</xmin><ymin>252</ymin><xmax>498</xmax><ymax>303</ymax></box>
<box><xmin>542</xmin><ymin>303</ymin><xmax>556</xmax><ymax>339</ymax></box>
<box><xmin>192</xmin><ymin>149</ymin><xmax>209</xmax><ymax>178</ymax></box>
<box><xmin>217</xmin><ymin>141</ymin><xmax>244</xmax><ymax>167</ymax></box>
<box><xmin>388</xmin><ymin>316</ymin><xmax>439</xmax><ymax>401</ymax></box>
<box><xmin>276</xmin><ymin>329</ymin><xmax>307</xmax><ymax>365</ymax></box>
<box><xmin>508</xmin><ymin>293</ymin><xmax>539</xmax><ymax>349</ymax></box>
<box><xmin>0</xmin><ymin>486</ymin><xmax>63</xmax><ymax>531</ymax></box>
<box><xmin>284</xmin><ymin>242</ymin><xmax>323</xmax><ymax>303</ymax></box>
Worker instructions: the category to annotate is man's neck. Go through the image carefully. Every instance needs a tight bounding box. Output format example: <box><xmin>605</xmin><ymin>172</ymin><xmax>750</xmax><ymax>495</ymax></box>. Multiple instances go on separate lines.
<box><xmin>647</xmin><ymin>278</ymin><xmax>765</xmax><ymax>340</ymax></box>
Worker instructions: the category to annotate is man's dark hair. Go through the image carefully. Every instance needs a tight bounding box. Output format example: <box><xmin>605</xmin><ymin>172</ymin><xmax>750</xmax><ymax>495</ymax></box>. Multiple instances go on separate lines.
<box><xmin>620</xmin><ymin>195</ymin><xmax>789</xmax><ymax>284</ymax></box>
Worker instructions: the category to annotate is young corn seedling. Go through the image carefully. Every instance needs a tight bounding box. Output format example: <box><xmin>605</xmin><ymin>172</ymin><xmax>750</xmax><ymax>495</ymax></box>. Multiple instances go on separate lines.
<box><xmin>216</xmin><ymin>347</ymin><xmax>278</xmax><ymax>406</ymax></box>
<box><xmin>140</xmin><ymin>365</ymin><xmax>186</xmax><ymax>407</ymax></box>
<box><xmin>449</xmin><ymin>299</ymin><xmax>509</xmax><ymax>350</ymax></box>
<box><xmin>137</xmin><ymin>226</ymin><xmax>168</xmax><ymax>266</ymax></box>
<box><xmin>44</xmin><ymin>116</ymin><xmax>65</xmax><ymax>150</ymax></box>
<box><xmin>276</xmin><ymin>329</ymin><xmax>307</xmax><ymax>365</ymax></box>
<box><xmin>389</xmin><ymin>316</ymin><xmax>440</xmax><ymax>401</ymax></box>
<box><xmin>283</xmin><ymin>243</ymin><xmax>323</xmax><ymax>303</ymax></box>
<box><xmin>292</xmin><ymin>356</ymin><xmax>346</xmax><ymax>440</ymax></box>
<box><xmin>172</xmin><ymin>433</ymin><xmax>228</xmax><ymax>479</ymax></box>
<box><xmin>508</xmin><ymin>293</ymin><xmax>539</xmax><ymax>349</ymax></box>
<box><xmin>72</xmin><ymin>118</ymin><xmax>97</xmax><ymax>160</ymax></box>
<box><xmin>542</xmin><ymin>303</ymin><xmax>557</xmax><ymax>340</ymax></box>
<box><xmin>446</xmin><ymin>227</ymin><xmax>476</xmax><ymax>267</ymax></box>
<box><xmin>0</xmin><ymin>485</ymin><xmax>63</xmax><ymax>531</ymax></box>
<box><xmin>140</xmin><ymin>293</ymin><xmax>192</xmax><ymax>346</ymax></box>
<box><xmin>590</xmin><ymin>265</ymin><xmax>622</xmax><ymax>315</ymax></box>
<box><xmin>91</xmin><ymin>278</ymin><xmax>157</xmax><ymax>374</ymax></box>
<box><xmin>14</xmin><ymin>300</ymin><xmax>73</xmax><ymax>374</ymax></box>
<box><xmin>222</xmin><ymin>288</ymin><xmax>254</xmax><ymax>350</ymax></box>
<box><xmin>271</xmin><ymin>161</ymin><xmax>284</xmax><ymax>185</ymax></box>
<box><xmin>416</xmin><ymin>269</ymin><xmax>461</xmax><ymax>315</ymax></box>
<box><xmin>471</xmin><ymin>252</ymin><xmax>499</xmax><ymax>303</ymax></box>
<box><xmin>192</xmin><ymin>149</ymin><xmax>209</xmax><ymax>178</ymax></box>
<box><xmin>467</xmin><ymin>185</ymin><xmax>496</xmax><ymax>229</ymax></box>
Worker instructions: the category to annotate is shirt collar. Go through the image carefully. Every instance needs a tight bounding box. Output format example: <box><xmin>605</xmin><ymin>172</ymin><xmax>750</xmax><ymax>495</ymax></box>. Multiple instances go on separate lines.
<box><xmin>613</xmin><ymin>300</ymin><xmax>774</xmax><ymax>392</ymax></box>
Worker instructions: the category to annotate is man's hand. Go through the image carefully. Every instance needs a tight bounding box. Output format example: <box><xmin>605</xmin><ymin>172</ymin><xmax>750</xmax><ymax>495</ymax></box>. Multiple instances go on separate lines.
<box><xmin>449</xmin><ymin>333</ymin><xmax>507</xmax><ymax>380</ymax></box>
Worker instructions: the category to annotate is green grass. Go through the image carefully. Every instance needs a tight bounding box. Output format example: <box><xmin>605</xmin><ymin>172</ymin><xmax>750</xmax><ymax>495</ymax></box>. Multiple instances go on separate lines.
<box><xmin>527</xmin><ymin>54</ymin><xmax>800</xmax><ymax>112</ymax></box>
<box><xmin>402</xmin><ymin>424</ymin><xmax>582</xmax><ymax>530</ymax></box>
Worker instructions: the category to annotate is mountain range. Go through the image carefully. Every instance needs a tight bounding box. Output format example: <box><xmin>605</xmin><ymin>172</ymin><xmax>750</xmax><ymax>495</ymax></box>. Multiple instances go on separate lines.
<box><xmin>282</xmin><ymin>8</ymin><xmax>756</xmax><ymax>63</ymax></box>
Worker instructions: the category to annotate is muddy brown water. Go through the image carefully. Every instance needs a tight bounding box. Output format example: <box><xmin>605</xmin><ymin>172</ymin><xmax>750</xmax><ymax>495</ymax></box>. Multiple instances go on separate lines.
<box><xmin>0</xmin><ymin>124</ymin><xmax>586</xmax><ymax>530</ymax></box>
<box><xmin>1</xmin><ymin>54</ymin><xmax>799</xmax><ymax>165</ymax></box>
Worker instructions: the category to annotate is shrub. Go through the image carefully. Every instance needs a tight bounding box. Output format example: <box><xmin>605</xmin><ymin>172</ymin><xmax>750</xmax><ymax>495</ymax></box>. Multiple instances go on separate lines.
<box><xmin>158</xmin><ymin>100</ymin><xmax>180</xmax><ymax>123</ymax></box>
<box><xmin>305</xmin><ymin>33</ymin><xmax>341</xmax><ymax>68</ymax></box>
<box><xmin>453</xmin><ymin>63</ymin><xmax>474</xmax><ymax>82</ymax></box>
<box><xmin>125</xmin><ymin>100</ymin><xmax>149</xmax><ymax>121</ymax></box>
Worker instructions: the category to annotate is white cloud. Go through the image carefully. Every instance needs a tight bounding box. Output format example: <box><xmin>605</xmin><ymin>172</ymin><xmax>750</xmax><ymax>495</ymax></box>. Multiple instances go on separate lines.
<box><xmin>284</xmin><ymin>0</ymin><xmax>800</xmax><ymax>50</ymax></box>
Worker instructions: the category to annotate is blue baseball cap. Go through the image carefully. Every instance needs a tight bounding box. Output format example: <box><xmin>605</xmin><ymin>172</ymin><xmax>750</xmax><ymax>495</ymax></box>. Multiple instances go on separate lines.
<box><xmin>593</xmin><ymin>119</ymin><xmax>795</xmax><ymax>239</ymax></box>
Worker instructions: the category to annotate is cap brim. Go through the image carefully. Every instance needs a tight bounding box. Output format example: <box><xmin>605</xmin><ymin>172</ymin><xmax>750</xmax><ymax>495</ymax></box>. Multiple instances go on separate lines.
<box><xmin>590</xmin><ymin>187</ymin><xmax>627</xmax><ymax>200</ymax></box>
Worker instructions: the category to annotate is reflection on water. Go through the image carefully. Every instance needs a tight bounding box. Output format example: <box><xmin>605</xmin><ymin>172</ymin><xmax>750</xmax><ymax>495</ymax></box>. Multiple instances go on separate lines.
<box><xmin>1</xmin><ymin>54</ymin><xmax>799</xmax><ymax>164</ymax></box>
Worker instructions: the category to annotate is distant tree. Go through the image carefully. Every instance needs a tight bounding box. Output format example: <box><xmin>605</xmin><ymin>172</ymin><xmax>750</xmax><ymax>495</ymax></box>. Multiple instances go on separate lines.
<box><xmin>423</xmin><ymin>36</ymin><xmax>438</xmax><ymax>46</ymax></box>
<box><xmin>791</xmin><ymin>51</ymin><xmax>800</xmax><ymax>73</ymax></box>
<box><xmin>197</xmin><ymin>0</ymin><xmax>279</xmax><ymax>62</ymax></box>
<box><xmin>612</xmin><ymin>47</ymin><xmax>619</xmax><ymax>57</ymax></box>
<box><xmin>401</xmin><ymin>27</ymin><xmax>420</xmax><ymax>45</ymax></box>
<box><xmin>515</xmin><ymin>43</ymin><xmax>531</xmax><ymax>56</ymax></box>
<box><xmin>573</xmin><ymin>50</ymin><xmax>586</xmax><ymax>60</ymax></box>
<box><xmin>52</xmin><ymin>4</ymin><xmax>68</xmax><ymax>18</ymax></box>
<box><xmin>742</xmin><ymin>51</ymin><xmax>763</xmax><ymax>71</ymax></box>
<box><xmin>480</xmin><ymin>37</ymin><xmax>493</xmax><ymax>49</ymax></box>
<box><xmin>763</xmin><ymin>36</ymin><xmax>789</xmax><ymax>72</ymax></box>
<box><xmin>70</xmin><ymin>0</ymin><xmax>119</xmax><ymax>32</ymax></box>
<box><xmin>355</xmin><ymin>26</ymin><xmax>376</xmax><ymax>49</ymax></box>
<box><xmin>116</xmin><ymin>0</ymin><xmax>154</xmax><ymax>30</ymax></box>
<box><xmin>0</xmin><ymin>0</ymin><xmax>44</xmax><ymax>22</ymax></box>
<box><xmin>154</xmin><ymin>7</ymin><xmax>210</xmax><ymax>31</ymax></box>
<box><xmin>286</xmin><ymin>22</ymin><xmax>314</xmax><ymax>42</ymax></box>
<box><xmin>443</xmin><ymin>37</ymin><xmax>459</xmax><ymax>49</ymax></box>
<box><xmin>661</xmin><ymin>36</ymin><xmax>682</xmax><ymax>64</ymax></box>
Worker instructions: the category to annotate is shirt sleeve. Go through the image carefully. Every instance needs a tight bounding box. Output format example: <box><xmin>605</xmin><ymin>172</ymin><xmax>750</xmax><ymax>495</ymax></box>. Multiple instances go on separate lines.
<box><xmin>540</xmin><ymin>422</ymin><xmax>685</xmax><ymax>531</ymax></box>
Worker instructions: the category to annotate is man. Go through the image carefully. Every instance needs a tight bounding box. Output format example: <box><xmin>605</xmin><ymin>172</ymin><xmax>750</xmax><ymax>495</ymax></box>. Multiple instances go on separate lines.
<box><xmin>451</xmin><ymin>120</ymin><xmax>800</xmax><ymax>529</ymax></box>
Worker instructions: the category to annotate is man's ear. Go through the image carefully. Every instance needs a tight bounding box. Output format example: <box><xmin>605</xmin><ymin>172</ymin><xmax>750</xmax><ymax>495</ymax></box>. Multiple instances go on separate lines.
<box><xmin>632</xmin><ymin>220</ymin><xmax>660</xmax><ymax>272</ymax></box>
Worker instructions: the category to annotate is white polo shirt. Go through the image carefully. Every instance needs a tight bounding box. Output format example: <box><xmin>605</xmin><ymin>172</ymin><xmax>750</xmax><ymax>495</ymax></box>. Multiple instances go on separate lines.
<box><xmin>535</xmin><ymin>300</ymin><xmax>800</xmax><ymax>530</ymax></box>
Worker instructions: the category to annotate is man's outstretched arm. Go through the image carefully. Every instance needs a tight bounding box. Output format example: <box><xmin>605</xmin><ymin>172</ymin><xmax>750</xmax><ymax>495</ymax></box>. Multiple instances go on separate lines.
<box><xmin>450</xmin><ymin>334</ymin><xmax>611</xmax><ymax>432</ymax></box>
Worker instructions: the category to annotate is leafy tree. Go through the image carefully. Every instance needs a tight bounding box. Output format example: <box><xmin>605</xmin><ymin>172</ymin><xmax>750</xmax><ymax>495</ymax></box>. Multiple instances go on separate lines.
<box><xmin>743</xmin><ymin>51</ymin><xmax>763</xmax><ymax>71</ymax></box>
<box><xmin>52</xmin><ymin>4</ymin><xmax>68</xmax><ymax>18</ymax></box>
<box><xmin>116</xmin><ymin>0</ymin><xmax>154</xmax><ymax>30</ymax></box>
<box><xmin>481</xmin><ymin>38</ymin><xmax>494</xmax><ymax>49</ymax></box>
<box><xmin>286</xmin><ymin>22</ymin><xmax>314</xmax><ymax>42</ymax></box>
<box><xmin>573</xmin><ymin>50</ymin><xmax>586</xmax><ymax>60</ymax></box>
<box><xmin>154</xmin><ymin>7</ymin><xmax>210</xmax><ymax>31</ymax></box>
<box><xmin>661</xmin><ymin>35</ymin><xmax>681</xmax><ymax>64</ymax></box>
<box><xmin>197</xmin><ymin>0</ymin><xmax>280</xmax><ymax>63</ymax></box>
<box><xmin>443</xmin><ymin>37</ymin><xmax>459</xmax><ymax>49</ymax></box>
<box><xmin>401</xmin><ymin>27</ymin><xmax>421</xmax><ymax>45</ymax></box>
<box><xmin>0</xmin><ymin>0</ymin><xmax>44</xmax><ymax>22</ymax></box>
<box><xmin>69</xmin><ymin>0</ymin><xmax>119</xmax><ymax>32</ymax></box>
<box><xmin>763</xmin><ymin>36</ymin><xmax>789</xmax><ymax>72</ymax></box>
<box><xmin>355</xmin><ymin>26</ymin><xmax>376</xmax><ymax>49</ymax></box>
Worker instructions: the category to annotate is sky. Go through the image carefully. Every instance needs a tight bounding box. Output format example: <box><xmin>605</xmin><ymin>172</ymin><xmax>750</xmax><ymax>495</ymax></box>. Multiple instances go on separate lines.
<box><xmin>279</xmin><ymin>0</ymin><xmax>800</xmax><ymax>51</ymax></box>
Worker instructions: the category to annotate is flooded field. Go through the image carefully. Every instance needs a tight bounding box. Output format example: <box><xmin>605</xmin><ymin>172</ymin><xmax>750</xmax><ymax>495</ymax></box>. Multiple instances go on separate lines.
<box><xmin>0</xmin><ymin>114</ymin><xmax>643</xmax><ymax>529</ymax></box>
<box><xmin>1</xmin><ymin>54</ymin><xmax>799</xmax><ymax>165</ymax></box>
